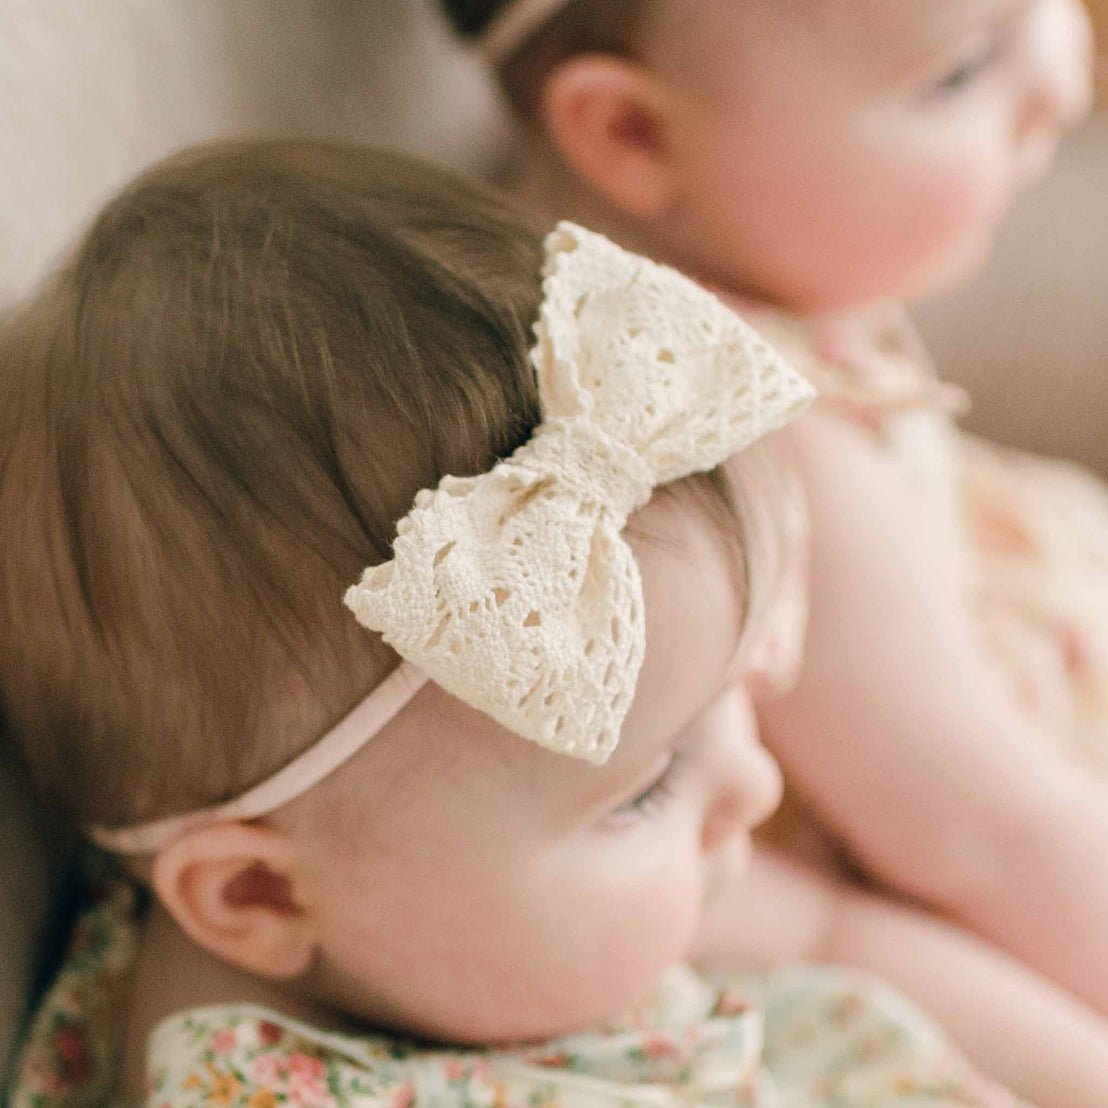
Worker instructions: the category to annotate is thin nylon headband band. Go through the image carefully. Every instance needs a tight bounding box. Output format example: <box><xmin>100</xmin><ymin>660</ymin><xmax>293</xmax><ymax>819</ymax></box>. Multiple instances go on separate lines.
<box><xmin>478</xmin><ymin>0</ymin><xmax>573</xmax><ymax>64</ymax></box>
<box><xmin>88</xmin><ymin>661</ymin><xmax>428</xmax><ymax>855</ymax></box>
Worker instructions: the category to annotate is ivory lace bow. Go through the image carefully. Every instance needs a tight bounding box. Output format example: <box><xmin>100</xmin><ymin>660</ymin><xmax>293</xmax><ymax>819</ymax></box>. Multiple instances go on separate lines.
<box><xmin>345</xmin><ymin>224</ymin><xmax>814</xmax><ymax>762</ymax></box>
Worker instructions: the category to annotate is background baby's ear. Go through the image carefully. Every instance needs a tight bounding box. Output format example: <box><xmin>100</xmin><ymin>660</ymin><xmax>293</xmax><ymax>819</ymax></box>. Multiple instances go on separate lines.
<box><xmin>152</xmin><ymin>822</ymin><xmax>317</xmax><ymax>979</ymax></box>
<box><xmin>541</xmin><ymin>55</ymin><xmax>680</xmax><ymax>217</ymax></box>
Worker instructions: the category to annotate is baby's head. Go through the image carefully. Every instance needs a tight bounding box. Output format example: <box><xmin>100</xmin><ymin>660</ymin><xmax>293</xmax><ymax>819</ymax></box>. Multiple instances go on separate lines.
<box><xmin>446</xmin><ymin>0</ymin><xmax>1094</xmax><ymax>310</ymax></box>
<box><xmin>0</xmin><ymin>144</ymin><xmax>802</xmax><ymax>1045</ymax></box>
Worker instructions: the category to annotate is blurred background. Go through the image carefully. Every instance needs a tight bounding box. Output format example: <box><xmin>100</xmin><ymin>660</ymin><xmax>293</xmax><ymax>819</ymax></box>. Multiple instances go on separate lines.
<box><xmin>917</xmin><ymin>0</ymin><xmax>1108</xmax><ymax>476</ymax></box>
<box><xmin>1</xmin><ymin>0</ymin><xmax>1106</xmax><ymax>1078</ymax></box>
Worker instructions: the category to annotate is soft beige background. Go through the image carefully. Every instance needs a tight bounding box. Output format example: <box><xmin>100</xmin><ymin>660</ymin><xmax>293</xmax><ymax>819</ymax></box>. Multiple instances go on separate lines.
<box><xmin>918</xmin><ymin>0</ymin><xmax>1106</xmax><ymax>474</ymax></box>
<box><xmin>0</xmin><ymin>0</ymin><xmax>1105</xmax><ymax>1078</ymax></box>
<box><xmin>916</xmin><ymin>111</ymin><xmax>1108</xmax><ymax>476</ymax></box>
<box><xmin>0</xmin><ymin>0</ymin><xmax>507</xmax><ymax>304</ymax></box>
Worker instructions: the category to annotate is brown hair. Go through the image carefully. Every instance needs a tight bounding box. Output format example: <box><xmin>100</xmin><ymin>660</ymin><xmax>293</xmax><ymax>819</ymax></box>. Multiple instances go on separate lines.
<box><xmin>0</xmin><ymin>142</ymin><xmax>548</xmax><ymax>828</ymax></box>
<box><xmin>440</xmin><ymin>0</ymin><xmax>655</xmax><ymax>117</ymax></box>
<box><xmin>0</xmin><ymin>140</ymin><xmax>770</xmax><ymax>838</ymax></box>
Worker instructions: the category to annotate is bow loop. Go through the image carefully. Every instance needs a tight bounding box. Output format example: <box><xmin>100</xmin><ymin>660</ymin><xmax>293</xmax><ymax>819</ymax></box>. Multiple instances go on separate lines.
<box><xmin>346</xmin><ymin>422</ymin><xmax>646</xmax><ymax>763</ymax></box>
<box><xmin>346</xmin><ymin>223</ymin><xmax>815</xmax><ymax>761</ymax></box>
<box><xmin>537</xmin><ymin>226</ymin><xmax>813</xmax><ymax>488</ymax></box>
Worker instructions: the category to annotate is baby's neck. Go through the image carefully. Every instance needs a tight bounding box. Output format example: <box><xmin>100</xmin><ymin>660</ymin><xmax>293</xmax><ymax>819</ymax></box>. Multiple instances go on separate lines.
<box><xmin>121</xmin><ymin>902</ymin><xmax>343</xmax><ymax>1101</ymax></box>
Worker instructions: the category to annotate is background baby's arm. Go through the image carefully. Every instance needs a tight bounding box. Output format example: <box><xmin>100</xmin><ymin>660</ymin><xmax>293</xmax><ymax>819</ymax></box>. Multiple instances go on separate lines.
<box><xmin>694</xmin><ymin>848</ymin><xmax>1108</xmax><ymax>1108</ymax></box>
<box><xmin>755</xmin><ymin>410</ymin><xmax>1108</xmax><ymax>1013</ymax></box>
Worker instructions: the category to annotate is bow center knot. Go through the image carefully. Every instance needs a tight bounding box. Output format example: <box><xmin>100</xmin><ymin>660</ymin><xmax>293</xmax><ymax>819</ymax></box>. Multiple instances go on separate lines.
<box><xmin>525</xmin><ymin>417</ymin><xmax>654</xmax><ymax>527</ymax></box>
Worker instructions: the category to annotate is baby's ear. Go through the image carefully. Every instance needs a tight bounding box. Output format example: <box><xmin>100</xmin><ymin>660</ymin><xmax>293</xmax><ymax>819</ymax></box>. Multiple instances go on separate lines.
<box><xmin>152</xmin><ymin>822</ymin><xmax>317</xmax><ymax>980</ymax></box>
<box><xmin>541</xmin><ymin>55</ymin><xmax>679</xmax><ymax>217</ymax></box>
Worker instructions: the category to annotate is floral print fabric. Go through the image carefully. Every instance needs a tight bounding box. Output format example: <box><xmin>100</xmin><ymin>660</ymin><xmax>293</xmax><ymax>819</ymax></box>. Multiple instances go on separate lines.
<box><xmin>10</xmin><ymin>876</ymin><xmax>1026</xmax><ymax>1108</ymax></box>
<box><xmin>10</xmin><ymin>876</ymin><xmax>140</xmax><ymax>1108</ymax></box>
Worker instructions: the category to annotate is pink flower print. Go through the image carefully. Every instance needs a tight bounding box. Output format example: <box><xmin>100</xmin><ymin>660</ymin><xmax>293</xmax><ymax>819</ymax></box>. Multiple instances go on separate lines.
<box><xmin>442</xmin><ymin>1058</ymin><xmax>467</xmax><ymax>1081</ymax></box>
<box><xmin>643</xmin><ymin>1033</ymin><xmax>677</xmax><ymax>1060</ymax></box>
<box><xmin>712</xmin><ymin>989</ymin><xmax>751</xmax><ymax>1018</ymax></box>
<box><xmin>1060</xmin><ymin>624</ymin><xmax>1091</xmax><ymax>675</ymax></box>
<box><xmin>532</xmin><ymin>1050</ymin><xmax>571</xmax><ymax>1069</ymax></box>
<box><xmin>391</xmin><ymin>1081</ymin><xmax>415</xmax><ymax>1108</ymax></box>
<box><xmin>55</xmin><ymin>1022</ymin><xmax>92</xmax><ymax>1087</ymax></box>
<box><xmin>287</xmin><ymin>1054</ymin><xmax>332</xmax><ymax>1108</ymax></box>
<box><xmin>258</xmin><ymin>1021</ymin><xmax>284</xmax><ymax>1046</ymax></box>
<box><xmin>21</xmin><ymin>1047</ymin><xmax>71</xmax><ymax>1100</ymax></box>
<box><xmin>212</xmin><ymin>1029</ymin><xmax>237</xmax><ymax>1055</ymax></box>
<box><xmin>970</xmin><ymin>494</ymin><xmax>1036</xmax><ymax>559</ymax></box>
<box><xmin>289</xmin><ymin>1075</ymin><xmax>333</xmax><ymax>1108</ymax></box>
<box><xmin>855</xmin><ymin>1037</ymin><xmax>881</xmax><ymax>1062</ymax></box>
<box><xmin>288</xmin><ymin>1055</ymin><xmax>327</xmax><ymax>1081</ymax></box>
<box><xmin>251</xmin><ymin>1054</ymin><xmax>290</xmax><ymax>1088</ymax></box>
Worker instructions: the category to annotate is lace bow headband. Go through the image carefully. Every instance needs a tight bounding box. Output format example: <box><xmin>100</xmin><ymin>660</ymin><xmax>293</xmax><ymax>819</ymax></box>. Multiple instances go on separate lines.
<box><xmin>90</xmin><ymin>223</ymin><xmax>813</xmax><ymax>853</ymax></box>
<box><xmin>477</xmin><ymin>0</ymin><xmax>573</xmax><ymax>64</ymax></box>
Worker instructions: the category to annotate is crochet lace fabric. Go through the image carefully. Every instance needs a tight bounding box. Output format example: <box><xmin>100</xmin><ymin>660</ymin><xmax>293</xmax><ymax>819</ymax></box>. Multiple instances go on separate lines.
<box><xmin>345</xmin><ymin>223</ymin><xmax>813</xmax><ymax>762</ymax></box>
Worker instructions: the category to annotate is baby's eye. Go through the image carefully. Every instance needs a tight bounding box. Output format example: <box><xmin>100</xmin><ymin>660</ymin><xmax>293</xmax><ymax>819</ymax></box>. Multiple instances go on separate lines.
<box><xmin>610</xmin><ymin>750</ymin><xmax>687</xmax><ymax>822</ymax></box>
<box><xmin>933</xmin><ymin>39</ymin><xmax>1004</xmax><ymax>94</ymax></box>
<box><xmin>930</xmin><ymin>22</ymin><xmax>1016</xmax><ymax>97</ymax></box>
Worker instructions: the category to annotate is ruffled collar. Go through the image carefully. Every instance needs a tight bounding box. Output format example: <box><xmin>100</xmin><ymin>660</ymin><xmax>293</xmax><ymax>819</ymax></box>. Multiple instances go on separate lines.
<box><xmin>146</xmin><ymin>966</ymin><xmax>766</xmax><ymax>1108</ymax></box>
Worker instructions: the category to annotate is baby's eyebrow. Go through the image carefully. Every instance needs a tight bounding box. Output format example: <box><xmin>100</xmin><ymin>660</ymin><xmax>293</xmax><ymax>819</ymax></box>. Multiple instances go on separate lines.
<box><xmin>864</xmin><ymin>0</ymin><xmax>1020</xmax><ymax>84</ymax></box>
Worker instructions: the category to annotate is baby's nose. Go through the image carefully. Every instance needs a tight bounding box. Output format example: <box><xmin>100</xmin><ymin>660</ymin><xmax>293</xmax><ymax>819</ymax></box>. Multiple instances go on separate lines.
<box><xmin>700</xmin><ymin>719</ymin><xmax>783</xmax><ymax>854</ymax></box>
<box><xmin>1020</xmin><ymin>0</ymin><xmax>1095</xmax><ymax>136</ymax></box>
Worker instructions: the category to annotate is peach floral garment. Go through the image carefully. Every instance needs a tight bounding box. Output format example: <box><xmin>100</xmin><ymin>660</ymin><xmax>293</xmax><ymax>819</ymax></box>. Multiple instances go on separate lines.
<box><xmin>740</xmin><ymin>300</ymin><xmax>1108</xmax><ymax>773</ymax></box>
<box><xmin>10</xmin><ymin>874</ymin><xmax>1026</xmax><ymax>1108</ymax></box>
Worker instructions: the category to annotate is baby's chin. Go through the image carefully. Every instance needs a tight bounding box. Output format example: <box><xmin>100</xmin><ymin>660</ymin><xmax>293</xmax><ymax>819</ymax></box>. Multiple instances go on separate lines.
<box><xmin>746</xmin><ymin>215</ymin><xmax>1006</xmax><ymax>314</ymax></box>
<box><xmin>397</xmin><ymin>982</ymin><xmax>675</xmax><ymax>1048</ymax></box>
<box><xmin>902</xmin><ymin>231</ymin><xmax>1000</xmax><ymax>306</ymax></box>
<box><xmin>798</xmin><ymin>236</ymin><xmax>1000</xmax><ymax>314</ymax></box>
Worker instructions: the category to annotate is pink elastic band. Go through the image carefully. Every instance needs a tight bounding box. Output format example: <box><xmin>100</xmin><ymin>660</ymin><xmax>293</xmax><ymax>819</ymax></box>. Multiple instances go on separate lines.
<box><xmin>477</xmin><ymin>0</ymin><xmax>573</xmax><ymax>65</ymax></box>
<box><xmin>88</xmin><ymin>661</ymin><xmax>428</xmax><ymax>855</ymax></box>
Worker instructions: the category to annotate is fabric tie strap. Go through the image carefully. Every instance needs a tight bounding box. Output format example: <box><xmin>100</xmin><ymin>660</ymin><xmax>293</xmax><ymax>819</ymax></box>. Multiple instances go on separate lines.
<box><xmin>477</xmin><ymin>0</ymin><xmax>574</xmax><ymax>64</ymax></box>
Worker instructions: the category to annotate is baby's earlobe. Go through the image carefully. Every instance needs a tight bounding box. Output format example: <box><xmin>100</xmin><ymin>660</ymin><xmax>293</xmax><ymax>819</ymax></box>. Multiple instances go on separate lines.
<box><xmin>151</xmin><ymin>822</ymin><xmax>317</xmax><ymax>979</ymax></box>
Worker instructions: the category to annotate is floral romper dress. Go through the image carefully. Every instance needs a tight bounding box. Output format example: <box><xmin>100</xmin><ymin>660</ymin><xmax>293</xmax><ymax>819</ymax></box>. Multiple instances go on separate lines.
<box><xmin>10</xmin><ymin>875</ymin><xmax>1026</xmax><ymax>1108</ymax></box>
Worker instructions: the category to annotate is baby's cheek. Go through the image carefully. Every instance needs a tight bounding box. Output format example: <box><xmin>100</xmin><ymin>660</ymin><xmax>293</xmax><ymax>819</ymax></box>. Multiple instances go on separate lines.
<box><xmin>824</xmin><ymin>149</ymin><xmax>1007</xmax><ymax>306</ymax></box>
<box><xmin>563</xmin><ymin>853</ymin><xmax>705</xmax><ymax>1014</ymax></box>
<box><xmin>897</xmin><ymin>159</ymin><xmax>1009</xmax><ymax>292</ymax></box>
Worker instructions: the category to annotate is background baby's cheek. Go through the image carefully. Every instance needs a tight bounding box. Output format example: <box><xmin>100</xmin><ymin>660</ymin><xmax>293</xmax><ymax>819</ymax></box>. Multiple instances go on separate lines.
<box><xmin>910</xmin><ymin>166</ymin><xmax>1010</xmax><ymax>286</ymax></box>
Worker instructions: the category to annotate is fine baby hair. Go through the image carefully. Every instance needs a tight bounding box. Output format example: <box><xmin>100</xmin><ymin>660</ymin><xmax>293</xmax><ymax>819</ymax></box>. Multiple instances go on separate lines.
<box><xmin>0</xmin><ymin>141</ymin><xmax>805</xmax><ymax>843</ymax></box>
<box><xmin>0</xmin><ymin>142</ymin><xmax>552</xmax><ymax>833</ymax></box>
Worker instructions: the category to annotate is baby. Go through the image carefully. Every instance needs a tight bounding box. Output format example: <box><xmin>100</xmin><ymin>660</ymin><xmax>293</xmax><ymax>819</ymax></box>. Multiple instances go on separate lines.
<box><xmin>4</xmin><ymin>142</ymin><xmax>1108</xmax><ymax>1108</ymax></box>
<box><xmin>440</xmin><ymin>0</ymin><xmax>1108</xmax><ymax>1018</ymax></box>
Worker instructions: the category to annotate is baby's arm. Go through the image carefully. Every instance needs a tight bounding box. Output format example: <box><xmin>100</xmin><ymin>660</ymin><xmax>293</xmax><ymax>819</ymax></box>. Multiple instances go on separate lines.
<box><xmin>756</xmin><ymin>410</ymin><xmax>1108</xmax><ymax>1013</ymax></box>
<box><xmin>694</xmin><ymin>848</ymin><xmax>1108</xmax><ymax>1108</ymax></box>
